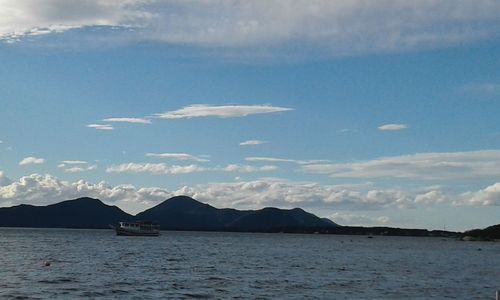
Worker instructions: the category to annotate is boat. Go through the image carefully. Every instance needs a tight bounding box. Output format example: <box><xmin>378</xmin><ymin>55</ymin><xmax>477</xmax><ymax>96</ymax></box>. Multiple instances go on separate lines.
<box><xmin>111</xmin><ymin>221</ymin><xmax>160</xmax><ymax>236</ymax></box>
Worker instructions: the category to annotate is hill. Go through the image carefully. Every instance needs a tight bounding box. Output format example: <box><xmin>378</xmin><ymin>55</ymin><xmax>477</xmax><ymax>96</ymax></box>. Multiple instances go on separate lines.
<box><xmin>0</xmin><ymin>196</ymin><xmax>336</xmax><ymax>231</ymax></box>
<box><xmin>461</xmin><ymin>224</ymin><xmax>500</xmax><ymax>241</ymax></box>
<box><xmin>136</xmin><ymin>196</ymin><xmax>336</xmax><ymax>231</ymax></box>
<box><xmin>0</xmin><ymin>197</ymin><xmax>133</xmax><ymax>229</ymax></box>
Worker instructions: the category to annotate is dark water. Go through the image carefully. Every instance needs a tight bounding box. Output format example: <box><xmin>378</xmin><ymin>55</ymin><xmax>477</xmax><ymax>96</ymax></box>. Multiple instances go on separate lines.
<box><xmin>0</xmin><ymin>228</ymin><xmax>498</xmax><ymax>299</ymax></box>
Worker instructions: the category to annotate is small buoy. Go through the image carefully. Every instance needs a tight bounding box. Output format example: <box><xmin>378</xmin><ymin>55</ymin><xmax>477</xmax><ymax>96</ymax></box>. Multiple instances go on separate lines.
<box><xmin>44</xmin><ymin>261</ymin><xmax>51</xmax><ymax>267</ymax></box>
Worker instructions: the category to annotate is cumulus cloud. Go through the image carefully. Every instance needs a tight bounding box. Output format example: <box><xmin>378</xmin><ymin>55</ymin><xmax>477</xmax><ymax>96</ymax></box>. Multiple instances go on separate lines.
<box><xmin>415</xmin><ymin>190</ymin><xmax>449</xmax><ymax>205</ymax></box>
<box><xmin>155</xmin><ymin>104</ymin><xmax>293</xmax><ymax>119</ymax></box>
<box><xmin>180</xmin><ymin>179</ymin><xmax>415</xmax><ymax>211</ymax></box>
<box><xmin>2</xmin><ymin>1</ymin><xmax>500</xmax><ymax>57</ymax></box>
<box><xmin>87</xmin><ymin>124</ymin><xmax>114</xmax><ymax>131</ymax></box>
<box><xmin>457</xmin><ymin>182</ymin><xmax>500</xmax><ymax>206</ymax></box>
<box><xmin>1</xmin><ymin>171</ymin><xmax>498</xmax><ymax>218</ymax></box>
<box><xmin>102</xmin><ymin>117</ymin><xmax>151</xmax><ymax>124</ymax></box>
<box><xmin>378</xmin><ymin>123</ymin><xmax>408</xmax><ymax>131</ymax></box>
<box><xmin>0</xmin><ymin>174</ymin><xmax>341</xmax><ymax>214</ymax></box>
<box><xmin>146</xmin><ymin>152</ymin><xmax>209</xmax><ymax>162</ymax></box>
<box><xmin>0</xmin><ymin>173</ymin><xmax>176</xmax><ymax>214</ymax></box>
<box><xmin>302</xmin><ymin>150</ymin><xmax>500</xmax><ymax>181</ymax></box>
<box><xmin>0</xmin><ymin>174</ymin><xmax>413</xmax><ymax>214</ymax></box>
<box><xmin>240</xmin><ymin>140</ymin><xmax>266</xmax><ymax>146</ymax></box>
<box><xmin>19</xmin><ymin>156</ymin><xmax>45</xmax><ymax>166</ymax></box>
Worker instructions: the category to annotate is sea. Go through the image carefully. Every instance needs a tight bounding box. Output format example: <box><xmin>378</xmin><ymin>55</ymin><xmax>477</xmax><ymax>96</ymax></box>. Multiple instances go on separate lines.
<box><xmin>0</xmin><ymin>228</ymin><xmax>498</xmax><ymax>299</ymax></box>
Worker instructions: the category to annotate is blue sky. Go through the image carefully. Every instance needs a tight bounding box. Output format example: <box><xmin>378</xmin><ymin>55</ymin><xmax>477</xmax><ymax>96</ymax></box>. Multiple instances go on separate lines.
<box><xmin>1</xmin><ymin>1</ymin><xmax>500</xmax><ymax>231</ymax></box>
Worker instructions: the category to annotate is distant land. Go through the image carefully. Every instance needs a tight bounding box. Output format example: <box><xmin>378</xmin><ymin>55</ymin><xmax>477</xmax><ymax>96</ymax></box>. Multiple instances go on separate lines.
<box><xmin>461</xmin><ymin>224</ymin><xmax>500</xmax><ymax>241</ymax></box>
<box><xmin>0</xmin><ymin>196</ymin><xmax>497</xmax><ymax>239</ymax></box>
<box><xmin>0</xmin><ymin>196</ymin><xmax>334</xmax><ymax>232</ymax></box>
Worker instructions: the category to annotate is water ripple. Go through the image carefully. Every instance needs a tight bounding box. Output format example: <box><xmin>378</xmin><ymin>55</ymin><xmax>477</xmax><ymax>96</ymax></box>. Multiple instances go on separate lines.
<box><xmin>0</xmin><ymin>228</ymin><xmax>499</xmax><ymax>299</ymax></box>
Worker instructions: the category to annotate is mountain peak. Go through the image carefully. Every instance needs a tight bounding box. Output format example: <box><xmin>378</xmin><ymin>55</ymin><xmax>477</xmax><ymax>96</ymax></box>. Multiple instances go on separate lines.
<box><xmin>138</xmin><ymin>195</ymin><xmax>216</xmax><ymax>216</ymax></box>
<box><xmin>165</xmin><ymin>195</ymin><xmax>201</xmax><ymax>204</ymax></box>
<box><xmin>49</xmin><ymin>197</ymin><xmax>108</xmax><ymax>208</ymax></box>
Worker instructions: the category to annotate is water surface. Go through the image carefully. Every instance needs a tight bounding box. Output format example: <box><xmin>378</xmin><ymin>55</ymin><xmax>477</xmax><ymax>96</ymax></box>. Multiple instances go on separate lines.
<box><xmin>0</xmin><ymin>228</ymin><xmax>498</xmax><ymax>299</ymax></box>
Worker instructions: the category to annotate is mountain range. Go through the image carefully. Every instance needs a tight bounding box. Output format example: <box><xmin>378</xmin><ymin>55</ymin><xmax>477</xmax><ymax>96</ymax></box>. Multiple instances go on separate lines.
<box><xmin>0</xmin><ymin>196</ymin><xmax>496</xmax><ymax>238</ymax></box>
<box><xmin>0</xmin><ymin>196</ymin><xmax>336</xmax><ymax>231</ymax></box>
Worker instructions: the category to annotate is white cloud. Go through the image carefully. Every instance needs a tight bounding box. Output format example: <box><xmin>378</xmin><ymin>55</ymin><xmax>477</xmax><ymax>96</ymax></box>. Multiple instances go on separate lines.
<box><xmin>0</xmin><ymin>173</ymin><xmax>176</xmax><ymax>214</ymax></box>
<box><xmin>63</xmin><ymin>165</ymin><xmax>98</xmax><ymax>173</ymax></box>
<box><xmin>0</xmin><ymin>174</ymin><xmax>413</xmax><ymax>213</ymax></box>
<box><xmin>60</xmin><ymin>160</ymin><xmax>88</xmax><ymax>165</ymax></box>
<box><xmin>179</xmin><ymin>179</ymin><xmax>415</xmax><ymax>211</ymax></box>
<box><xmin>1</xmin><ymin>171</ymin><xmax>498</xmax><ymax>218</ymax></box>
<box><xmin>2</xmin><ymin>1</ymin><xmax>500</xmax><ymax>56</ymax></box>
<box><xmin>246</xmin><ymin>156</ymin><xmax>330</xmax><ymax>165</ymax></box>
<box><xmin>145</xmin><ymin>1</ymin><xmax>500</xmax><ymax>54</ymax></box>
<box><xmin>415</xmin><ymin>190</ymin><xmax>449</xmax><ymax>205</ymax></box>
<box><xmin>106</xmin><ymin>162</ymin><xmax>278</xmax><ymax>175</ymax></box>
<box><xmin>302</xmin><ymin>150</ymin><xmax>500</xmax><ymax>181</ymax></box>
<box><xmin>457</xmin><ymin>182</ymin><xmax>500</xmax><ymax>206</ymax></box>
<box><xmin>221</xmin><ymin>164</ymin><xmax>277</xmax><ymax>173</ymax></box>
<box><xmin>106</xmin><ymin>163</ymin><xmax>205</xmax><ymax>175</ymax></box>
<box><xmin>57</xmin><ymin>160</ymin><xmax>97</xmax><ymax>173</ymax></box>
<box><xmin>378</xmin><ymin>123</ymin><xmax>408</xmax><ymax>131</ymax></box>
<box><xmin>102</xmin><ymin>117</ymin><xmax>151</xmax><ymax>124</ymax></box>
<box><xmin>146</xmin><ymin>152</ymin><xmax>209</xmax><ymax>162</ymax></box>
<box><xmin>19</xmin><ymin>156</ymin><xmax>45</xmax><ymax>166</ymax></box>
<box><xmin>0</xmin><ymin>0</ymin><xmax>151</xmax><ymax>43</ymax></box>
<box><xmin>245</xmin><ymin>156</ymin><xmax>298</xmax><ymax>163</ymax></box>
<box><xmin>240</xmin><ymin>140</ymin><xmax>266</xmax><ymax>146</ymax></box>
<box><xmin>155</xmin><ymin>104</ymin><xmax>293</xmax><ymax>119</ymax></box>
<box><xmin>87</xmin><ymin>124</ymin><xmax>114</xmax><ymax>131</ymax></box>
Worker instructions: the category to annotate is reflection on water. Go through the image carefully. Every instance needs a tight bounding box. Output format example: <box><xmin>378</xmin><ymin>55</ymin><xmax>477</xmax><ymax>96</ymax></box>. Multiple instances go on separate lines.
<box><xmin>0</xmin><ymin>228</ymin><xmax>498</xmax><ymax>299</ymax></box>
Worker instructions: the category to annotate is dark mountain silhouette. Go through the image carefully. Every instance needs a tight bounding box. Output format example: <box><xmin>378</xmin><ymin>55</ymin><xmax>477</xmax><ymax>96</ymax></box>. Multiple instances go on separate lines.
<box><xmin>0</xmin><ymin>197</ymin><xmax>133</xmax><ymax>229</ymax></box>
<box><xmin>0</xmin><ymin>195</ymin><xmax>467</xmax><ymax>237</ymax></box>
<box><xmin>136</xmin><ymin>195</ymin><xmax>222</xmax><ymax>230</ymax></box>
<box><xmin>136</xmin><ymin>195</ymin><xmax>336</xmax><ymax>231</ymax></box>
<box><xmin>0</xmin><ymin>196</ymin><xmax>336</xmax><ymax>231</ymax></box>
<box><xmin>227</xmin><ymin>207</ymin><xmax>330</xmax><ymax>231</ymax></box>
<box><xmin>461</xmin><ymin>224</ymin><xmax>500</xmax><ymax>240</ymax></box>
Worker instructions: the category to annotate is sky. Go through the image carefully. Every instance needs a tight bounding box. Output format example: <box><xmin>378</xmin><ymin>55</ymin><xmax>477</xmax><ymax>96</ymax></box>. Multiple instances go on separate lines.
<box><xmin>1</xmin><ymin>0</ymin><xmax>500</xmax><ymax>231</ymax></box>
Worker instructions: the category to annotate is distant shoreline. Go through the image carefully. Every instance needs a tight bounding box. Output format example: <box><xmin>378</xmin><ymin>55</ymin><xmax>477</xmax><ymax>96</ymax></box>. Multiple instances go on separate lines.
<box><xmin>0</xmin><ymin>225</ymin><xmax>459</xmax><ymax>238</ymax></box>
